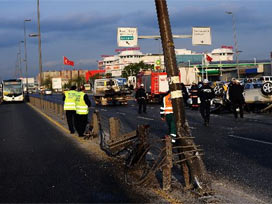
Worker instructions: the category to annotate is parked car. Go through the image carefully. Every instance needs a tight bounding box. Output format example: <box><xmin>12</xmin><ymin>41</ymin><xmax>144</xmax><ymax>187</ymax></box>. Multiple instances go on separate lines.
<box><xmin>44</xmin><ymin>89</ymin><xmax>52</xmax><ymax>95</ymax></box>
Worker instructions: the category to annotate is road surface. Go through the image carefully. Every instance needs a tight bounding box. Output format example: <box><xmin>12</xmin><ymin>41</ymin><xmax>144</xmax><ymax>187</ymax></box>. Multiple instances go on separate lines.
<box><xmin>0</xmin><ymin>102</ymin><xmax>151</xmax><ymax>203</ymax></box>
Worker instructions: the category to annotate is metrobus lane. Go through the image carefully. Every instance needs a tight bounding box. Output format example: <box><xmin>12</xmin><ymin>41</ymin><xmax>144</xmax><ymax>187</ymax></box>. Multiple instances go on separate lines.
<box><xmin>0</xmin><ymin>102</ymin><xmax>152</xmax><ymax>203</ymax></box>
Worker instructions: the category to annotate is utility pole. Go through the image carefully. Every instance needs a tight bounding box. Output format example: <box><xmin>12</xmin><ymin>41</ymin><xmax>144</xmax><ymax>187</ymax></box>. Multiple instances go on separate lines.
<box><xmin>155</xmin><ymin>0</ymin><xmax>208</xmax><ymax>190</ymax></box>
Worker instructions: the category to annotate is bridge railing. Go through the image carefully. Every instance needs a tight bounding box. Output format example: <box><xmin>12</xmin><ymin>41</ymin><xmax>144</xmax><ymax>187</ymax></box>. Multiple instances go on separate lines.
<box><xmin>29</xmin><ymin>96</ymin><xmax>65</xmax><ymax>121</ymax></box>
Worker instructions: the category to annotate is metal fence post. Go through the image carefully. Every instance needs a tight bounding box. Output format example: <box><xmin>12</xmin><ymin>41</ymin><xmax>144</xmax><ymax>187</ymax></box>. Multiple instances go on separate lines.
<box><xmin>109</xmin><ymin>117</ymin><xmax>120</xmax><ymax>142</ymax></box>
<box><xmin>91</xmin><ymin>111</ymin><xmax>99</xmax><ymax>137</ymax></box>
<box><xmin>54</xmin><ymin>103</ymin><xmax>58</xmax><ymax>115</ymax></box>
<box><xmin>58</xmin><ymin>104</ymin><xmax>63</xmax><ymax>120</ymax></box>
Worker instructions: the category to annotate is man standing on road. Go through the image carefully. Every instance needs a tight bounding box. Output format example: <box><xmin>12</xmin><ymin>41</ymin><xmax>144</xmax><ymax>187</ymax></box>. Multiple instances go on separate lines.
<box><xmin>181</xmin><ymin>83</ymin><xmax>189</xmax><ymax>106</ymax></box>
<box><xmin>135</xmin><ymin>83</ymin><xmax>147</xmax><ymax>114</ymax></box>
<box><xmin>199</xmin><ymin>79</ymin><xmax>215</xmax><ymax>126</ymax></box>
<box><xmin>160</xmin><ymin>91</ymin><xmax>176</xmax><ymax>143</ymax></box>
<box><xmin>228</xmin><ymin>79</ymin><xmax>244</xmax><ymax>119</ymax></box>
<box><xmin>75</xmin><ymin>85</ymin><xmax>91</xmax><ymax>137</ymax></box>
<box><xmin>190</xmin><ymin>82</ymin><xmax>200</xmax><ymax>110</ymax></box>
<box><xmin>63</xmin><ymin>85</ymin><xmax>77</xmax><ymax>134</ymax></box>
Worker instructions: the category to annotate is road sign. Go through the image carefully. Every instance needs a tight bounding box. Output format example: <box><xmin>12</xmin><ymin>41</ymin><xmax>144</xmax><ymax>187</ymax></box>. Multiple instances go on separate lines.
<box><xmin>192</xmin><ymin>27</ymin><xmax>212</xmax><ymax>45</ymax></box>
<box><xmin>117</xmin><ymin>27</ymin><xmax>138</xmax><ymax>47</ymax></box>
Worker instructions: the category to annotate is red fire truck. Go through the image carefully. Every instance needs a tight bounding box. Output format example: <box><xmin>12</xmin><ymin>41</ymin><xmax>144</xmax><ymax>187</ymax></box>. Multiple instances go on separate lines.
<box><xmin>137</xmin><ymin>71</ymin><xmax>169</xmax><ymax>103</ymax></box>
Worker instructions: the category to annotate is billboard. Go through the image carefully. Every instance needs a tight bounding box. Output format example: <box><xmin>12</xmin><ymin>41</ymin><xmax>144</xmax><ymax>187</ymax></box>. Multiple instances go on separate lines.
<box><xmin>111</xmin><ymin>70</ymin><xmax>122</xmax><ymax>77</ymax></box>
<box><xmin>52</xmin><ymin>78</ymin><xmax>62</xmax><ymax>89</ymax></box>
<box><xmin>192</xmin><ymin>27</ymin><xmax>212</xmax><ymax>45</ymax></box>
<box><xmin>117</xmin><ymin>27</ymin><xmax>138</xmax><ymax>47</ymax></box>
<box><xmin>22</xmin><ymin>77</ymin><xmax>35</xmax><ymax>84</ymax></box>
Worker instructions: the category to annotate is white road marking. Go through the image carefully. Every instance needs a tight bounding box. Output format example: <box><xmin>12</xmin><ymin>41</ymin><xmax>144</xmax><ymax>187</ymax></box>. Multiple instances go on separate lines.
<box><xmin>116</xmin><ymin>112</ymin><xmax>126</xmax><ymax>115</ymax></box>
<box><xmin>100</xmin><ymin>109</ymin><xmax>107</xmax><ymax>112</ymax></box>
<box><xmin>228</xmin><ymin>135</ymin><xmax>272</xmax><ymax>146</ymax></box>
<box><xmin>137</xmin><ymin>116</ymin><xmax>154</xmax><ymax>121</ymax></box>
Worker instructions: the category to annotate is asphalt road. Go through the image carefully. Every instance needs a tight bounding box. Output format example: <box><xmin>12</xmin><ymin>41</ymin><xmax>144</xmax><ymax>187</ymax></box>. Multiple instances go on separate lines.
<box><xmin>30</xmin><ymin>94</ymin><xmax>272</xmax><ymax>201</ymax></box>
<box><xmin>90</xmin><ymin>98</ymin><xmax>272</xmax><ymax>201</ymax></box>
<box><xmin>0</xmin><ymin>102</ymin><xmax>150</xmax><ymax>203</ymax></box>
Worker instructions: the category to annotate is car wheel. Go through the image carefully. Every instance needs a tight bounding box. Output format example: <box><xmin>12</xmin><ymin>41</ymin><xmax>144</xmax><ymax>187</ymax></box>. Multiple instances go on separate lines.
<box><xmin>213</xmin><ymin>85</ymin><xmax>224</xmax><ymax>97</ymax></box>
<box><xmin>261</xmin><ymin>82</ymin><xmax>272</xmax><ymax>95</ymax></box>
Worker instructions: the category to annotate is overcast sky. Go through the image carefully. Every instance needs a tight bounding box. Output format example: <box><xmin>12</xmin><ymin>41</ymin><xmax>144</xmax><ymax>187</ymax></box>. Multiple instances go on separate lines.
<box><xmin>1</xmin><ymin>0</ymin><xmax>272</xmax><ymax>80</ymax></box>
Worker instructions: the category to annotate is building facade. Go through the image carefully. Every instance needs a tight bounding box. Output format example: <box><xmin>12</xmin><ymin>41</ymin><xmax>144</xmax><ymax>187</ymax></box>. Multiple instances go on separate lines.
<box><xmin>37</xmin><ymin>69</ymin><xmax>88</xmax><ymax>85</ymax></box>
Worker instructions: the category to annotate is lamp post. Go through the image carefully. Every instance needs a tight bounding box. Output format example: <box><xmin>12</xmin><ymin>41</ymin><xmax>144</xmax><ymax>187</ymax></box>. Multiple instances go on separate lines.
<box><xmin>37</xmin><ymin>0</ymin><xmax>43</xmax><ymax>88</ymax></box>
<box><xmin>225</xmin><ymin>11</ymin><xmax>240</xmax><ymax>79</ymax></box>
<box><xmin>29</xmin><ymin>0</ymin><xmax>43</xmax><ymax>89</ymax></box>
<box><xmin>18</xmin><ymin>41</ymin><xmax>24</xmax><ymax>78</ymax></box>
<box><xmin>24</xmin><ymin>19</ymin><xmax>31</xmax><ymax>93</ymax></box>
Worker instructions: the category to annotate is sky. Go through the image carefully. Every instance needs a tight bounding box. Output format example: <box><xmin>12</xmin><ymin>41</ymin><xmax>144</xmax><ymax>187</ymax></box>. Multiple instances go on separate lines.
<box><xmin>0</xmin><ymin>0</ymin><xmax>272</xmax><ymax>80</ymax></box>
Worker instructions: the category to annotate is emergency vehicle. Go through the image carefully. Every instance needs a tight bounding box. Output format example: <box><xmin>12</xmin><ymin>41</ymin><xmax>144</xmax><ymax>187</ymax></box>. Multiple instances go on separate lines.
<box><xmin>137</xmin><ymin>71</ymin><xmax>169</xmax><ymax>103</ymax></box>
<box><xmin>137</xmin><ymin>70</ymin><xmax>199</xmax><ymax>104</ymax></box>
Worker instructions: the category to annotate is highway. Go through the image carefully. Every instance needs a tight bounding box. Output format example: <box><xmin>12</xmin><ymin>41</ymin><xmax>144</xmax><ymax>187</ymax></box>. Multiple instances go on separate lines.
<box><xmin>1</xmin><ymin>94</ymin><xmax>272</xmax><ymax>202</ymax></box>
<box><xmin>0</xmin><ymin>102</ymin><xmax>151</xmax><ymax>203</ymax></box>
<box><xmin>87</xmin><ymin>94</ymin><xmax>272</xmax><ymax>201</ymax></box>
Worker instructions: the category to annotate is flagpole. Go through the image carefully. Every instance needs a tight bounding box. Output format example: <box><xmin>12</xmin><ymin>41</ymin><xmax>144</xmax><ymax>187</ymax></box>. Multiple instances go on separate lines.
<box><xmin>205</xmin><ymin>57</ymin><xmax>208</xmax><ymax>80</ymax></box>
<box><xmin>201</xmin><ymin>55</ymin><xmax>204</xmax><ymax>81</ymax></box>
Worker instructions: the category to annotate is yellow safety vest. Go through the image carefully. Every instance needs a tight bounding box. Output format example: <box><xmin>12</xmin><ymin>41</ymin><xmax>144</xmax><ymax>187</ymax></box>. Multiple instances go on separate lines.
<box><xmin>160</xmin><ymin>93</ymin><xmax>173</xmax><ymax>115</ymax></box>
<box><xmin>64</xmin><ymin>90</ymin><xmax>77</xmax><ymax>110</ymax></box>
<box><xmin>75</xmin><ymin>92</ymin><xmax>89</xmax><ymax>115</ymax></box>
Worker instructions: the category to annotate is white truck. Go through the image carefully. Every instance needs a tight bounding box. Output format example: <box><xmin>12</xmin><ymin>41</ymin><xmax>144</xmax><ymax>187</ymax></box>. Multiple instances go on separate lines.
<box><xmin>93</xmin><ymin>78</ymin><xmax>128</xmax><ymax>105</ymax></box>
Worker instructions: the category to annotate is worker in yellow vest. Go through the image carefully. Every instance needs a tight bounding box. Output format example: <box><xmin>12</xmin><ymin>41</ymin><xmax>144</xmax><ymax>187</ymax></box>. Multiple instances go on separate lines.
<box><xmin>160</xmin><ymin>91</ymin><xmax>176</xmax><ymax>143</ymax></box>
<box><xmin>63</xmin><ymin>86</ymin><xmax>77</xmax><ymax>134</ymax></box>
<box><xmin>75</xmin><ymin>85</ymin><xmax>91</xmax><ymax>137</ymax></box>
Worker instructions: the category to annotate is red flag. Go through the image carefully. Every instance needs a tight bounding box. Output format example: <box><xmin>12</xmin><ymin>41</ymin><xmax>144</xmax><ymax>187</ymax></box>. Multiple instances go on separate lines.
<box><xmin>63</xmin><ymin>56</ymin><xmax>74</xmax><ymax>66</ymax></box>
<box><xmin>206</xmin><ymin>54</ymin><xmax>213</xmax><ymax>62</ymax></box>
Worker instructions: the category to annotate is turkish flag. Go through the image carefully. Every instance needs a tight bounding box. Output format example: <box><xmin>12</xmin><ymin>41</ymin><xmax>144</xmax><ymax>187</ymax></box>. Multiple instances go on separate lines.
<box><xmin>63</xmin><ymin>56</ymin><xmax>74</xmax><ymax>66</ymax></box>
<box><xmin>206</xmin><ymin>54</ymin><xmax>213</xmax><ymax>62</ymax></box>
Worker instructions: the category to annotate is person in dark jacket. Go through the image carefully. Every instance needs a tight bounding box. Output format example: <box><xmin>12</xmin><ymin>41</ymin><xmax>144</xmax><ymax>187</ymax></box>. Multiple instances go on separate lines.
<box><xmin>135</xmin><ymin>83</ymin><xmax>147</xmax><ymax>114</ymax></box>
<box><xmin>228</xmin><ymin>79</ymin><xmax>244</xmax><ymax>118</ymax></box>
<box><xmin>190</xmin><ymin>82</ymin><xmax>199</xmax><ymax>110</ymax></box>
<box><xmin>75</xmin><ymin>85</ymin><xmax>92</xmax><ymax>137</ymax></box>
<box><xmin>199</xmin><ymin>79</ymin><xmax>215</xmax><ymax>126</ymax></box>
<box><xmin>181</xmin><ymin>83</ymin><xmax>189</xmax><ymax>106</ymax></box>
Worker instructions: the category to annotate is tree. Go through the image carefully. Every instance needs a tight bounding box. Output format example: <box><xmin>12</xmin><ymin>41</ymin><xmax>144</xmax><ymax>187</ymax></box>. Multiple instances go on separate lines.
<box><xmin>43</xmin><ymin>77</ymin><xmax>52</xmax><ymax>89</ymax></box>
<box><xmin>73</xmin><ymin>76</ymin><xmax>85</xmax><ymax>88</ymax></box>
<box><xmin>63</xmin><ymin>79</ymin><xmax>73</xmax><ymax>90</ymax></box>
<box><xmin>122</xmin><ymin>61</ymin><xmax>154</xmax><ymax>78</ymax></box>
<box><xmin>106</xmin><ymin>73</ymin><xmax>112</xmax><ymax>78</ymax></box>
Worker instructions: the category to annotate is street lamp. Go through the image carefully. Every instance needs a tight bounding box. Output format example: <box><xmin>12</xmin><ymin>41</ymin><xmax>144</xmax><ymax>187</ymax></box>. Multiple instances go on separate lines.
<box><xmin>18</xmin><ymin>41</ymin><xmax>24</xmax><ymax>78</ymax></box>
<box><xmin>29</xmin><ymin>0</ymin><xmax>43</xmax><ymax>89</ymax></box>
<box><xmin>37</xmin><ymin>0</ymin><xmax>43</xmax><ymax>88</ymax></box>
<box><xmin>24</xmin><ymin>19</ymin><xmax>31</xmax><ymax>93</ymax></box>
<box><xmin>225</xmin><ymin>11</ymin><xmax>240</xmax><ymax>79</ymax></box>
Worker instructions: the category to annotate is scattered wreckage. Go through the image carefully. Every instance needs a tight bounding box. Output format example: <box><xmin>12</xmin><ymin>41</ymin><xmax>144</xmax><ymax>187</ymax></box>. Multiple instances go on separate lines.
<box><xmin>211</xmin><ymin>80</ymin><xmax>272</xmax><ymax>113</ymax></box>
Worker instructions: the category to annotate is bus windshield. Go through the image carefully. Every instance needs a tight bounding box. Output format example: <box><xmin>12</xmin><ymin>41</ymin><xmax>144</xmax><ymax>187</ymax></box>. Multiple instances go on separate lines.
<box><xmin>3</xmin><ymin>82</ymin><xmax>23</xmax><ymax>97</ymax></box>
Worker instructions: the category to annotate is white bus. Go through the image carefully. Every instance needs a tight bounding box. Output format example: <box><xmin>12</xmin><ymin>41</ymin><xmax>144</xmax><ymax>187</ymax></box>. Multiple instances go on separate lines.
<box><xmin>2</xmin><ymin>79</ymin><xmax>24</xmax><ymax>102</ymax></box>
